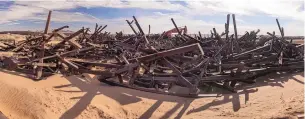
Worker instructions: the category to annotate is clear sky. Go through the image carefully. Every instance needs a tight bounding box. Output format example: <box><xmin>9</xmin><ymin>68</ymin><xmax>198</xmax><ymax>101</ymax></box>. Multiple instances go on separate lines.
<box><xmin>0</xmin><ymin>0</ymin><xmax>303</xmax><ymax>36</ymax></box>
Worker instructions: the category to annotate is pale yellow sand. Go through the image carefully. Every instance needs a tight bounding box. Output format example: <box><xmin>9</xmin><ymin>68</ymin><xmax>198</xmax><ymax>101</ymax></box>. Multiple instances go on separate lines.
<box><xmin>0</xmin><ymin>70</ymin><xmax>303</xmax><ymax>119</ymax></box>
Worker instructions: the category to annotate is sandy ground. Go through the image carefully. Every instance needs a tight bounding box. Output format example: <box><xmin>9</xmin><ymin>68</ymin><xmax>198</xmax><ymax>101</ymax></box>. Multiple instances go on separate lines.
<box><xmin>0</xmin><ymin>34</ymin><xmax>26</xmax><ymax>42</ymax></box>
<box><xmin>0</xmin><ymin>69</ymin><xmax>303</xmax><ymax>119</ymax></box>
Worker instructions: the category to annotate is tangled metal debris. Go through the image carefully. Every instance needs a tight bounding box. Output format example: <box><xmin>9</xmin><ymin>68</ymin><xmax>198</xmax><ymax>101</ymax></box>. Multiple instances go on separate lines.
<box><xmin>0</xmin><ymin>11</ymin><xmax>303</xmax><ymax>97</ymax></box>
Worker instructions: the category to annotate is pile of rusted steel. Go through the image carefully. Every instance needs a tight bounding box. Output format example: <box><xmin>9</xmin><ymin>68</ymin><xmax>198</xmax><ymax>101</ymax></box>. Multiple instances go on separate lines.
<box><xmin>0</xmin><ymin>11</ymin><xmax>303</xmax><ymax>97</ymax></box>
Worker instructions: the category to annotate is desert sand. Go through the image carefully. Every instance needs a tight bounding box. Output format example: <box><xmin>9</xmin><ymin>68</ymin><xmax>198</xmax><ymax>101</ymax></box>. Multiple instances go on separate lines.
<box><xmin>0</xmin><ymin>34</ymin><xmax>26</xmax><ymax>42</ymax></box>
<box><xmin>0</xmin><ymin>69</ymin><xmax>303</xmax><ymax>119</ymax></box>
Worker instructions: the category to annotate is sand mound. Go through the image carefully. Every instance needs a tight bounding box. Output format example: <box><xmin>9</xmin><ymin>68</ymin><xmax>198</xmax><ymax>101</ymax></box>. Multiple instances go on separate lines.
<box><xmin>0</xmin><ymin>81</ymin><xmax>51</xmax><ymax>119</ymax></box>
<box><xmin>0</xmin><ymin>34</ymin><xmax>26</xmax><ymax>42</ymax></box>
<box><xmin>0</xmin><ymin>71</ymin><xmax>128</xmax><ymax>119</ymax></box>
<box><xmin>0</xmin><ymin>70</ymin><xmax>303</xmax><ymax>119</ymax></box>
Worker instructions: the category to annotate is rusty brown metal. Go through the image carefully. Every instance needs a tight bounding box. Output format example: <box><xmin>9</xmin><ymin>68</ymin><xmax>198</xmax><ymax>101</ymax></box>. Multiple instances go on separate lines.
<box><xmin>36</xmin><ymin>10</ymin><xmax>52</xmax><ymax>80</ymax></box>
<box><xmin>0</xmin><ymin>11</ymin><xmax>303</xmax><ymax>97</ymax></box>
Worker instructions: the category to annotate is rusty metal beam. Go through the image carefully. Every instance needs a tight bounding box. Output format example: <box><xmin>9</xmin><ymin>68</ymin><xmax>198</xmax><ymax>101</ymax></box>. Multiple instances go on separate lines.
<box><xmin>31</xmin><ymin>46</ymin><xmax>94</xmax><ymax>62</ymax></box>
<box><xmin>31</xmin><ymin>63</ymin><xmax>57</xmax><ymax>67</ymax></box>
<box><xmin>44</xmin><ymin>11</ymin><xmax>52</xmax><ymax>34</ymax></box>
<box><xmin>56</xmin><ymin>54</ymin><xmax>79</xmax><ymax>69</ymax></box>
<box><xmin>232</xmin><ymin>14</ymin><xmax>240</xmax><ymax>53</ymax></box>
<box><xmin>133</xmin><ymin>16</ymin><xmax>144</xmax><ymax>35</ymax></box>
<box><xmin>128</xmin><ymin>43</ymin><xmax>204</xmax><ymax>62</ymax></box>
<box><xmin>126</xmin><ymin>20</ymin><xmax>138</xmax><ymax>35</ymax></box>
<box><xmin>171</xmin><ymin>18</ymin><xmax>182</xmax><ymax>35</ymax></box>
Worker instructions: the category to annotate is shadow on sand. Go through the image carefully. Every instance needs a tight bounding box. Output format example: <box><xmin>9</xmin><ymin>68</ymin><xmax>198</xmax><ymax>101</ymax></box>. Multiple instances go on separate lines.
<box><xmin>1</xmin><ymin>68</ymin><xmax>303</xmax><ymax>119</ymax></box>
<box><xmin>186</xmin><ymin>71</ymin><xmax>304</xmax><ymax>116</ymax></box>
<box><xmin>0</xmin><ymin>68</ymin><xmax>54</xmax><ymax>81</ymax></box>
<box><xmin>54</xmin><ymin>74</ymin><xmax>203</xmax><ymax>119</ymax></box>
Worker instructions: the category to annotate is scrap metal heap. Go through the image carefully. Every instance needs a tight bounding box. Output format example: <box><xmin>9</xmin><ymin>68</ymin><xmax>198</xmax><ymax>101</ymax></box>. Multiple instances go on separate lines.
<box><xmin>0</xmin><ymin>11</ymin><xmax>303</xmax><ymax>97</ymax></box>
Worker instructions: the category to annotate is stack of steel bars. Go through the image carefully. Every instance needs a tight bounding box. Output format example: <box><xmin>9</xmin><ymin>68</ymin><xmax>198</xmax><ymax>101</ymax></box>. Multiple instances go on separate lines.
<box><xmin>0</xmin><ymin>11</ymin><xmax>303</xmax><ymax>97</ymax></box>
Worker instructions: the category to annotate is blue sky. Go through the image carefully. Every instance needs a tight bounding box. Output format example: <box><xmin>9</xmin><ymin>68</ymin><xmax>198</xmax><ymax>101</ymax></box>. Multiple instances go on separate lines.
<box><xmin>0</xmin><ymin>0</ymin><xmax>303</xmax><ymax>36</ymax></box>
